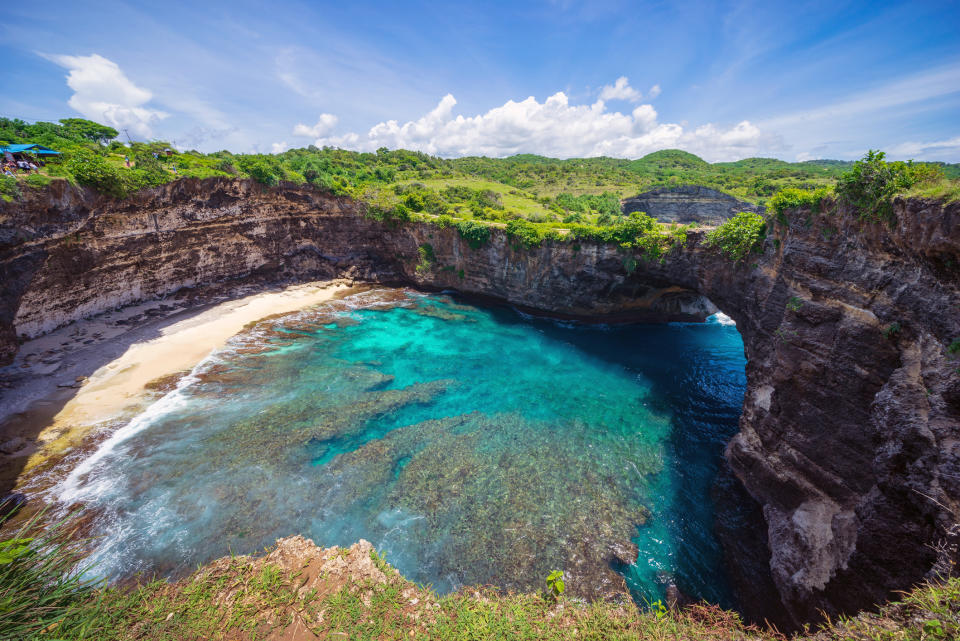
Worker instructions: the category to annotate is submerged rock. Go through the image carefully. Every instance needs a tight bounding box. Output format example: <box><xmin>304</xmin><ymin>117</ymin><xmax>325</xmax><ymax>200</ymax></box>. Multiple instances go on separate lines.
<box><xmin>0</xmin><ymin>492</ymin><xmax>27</xmax><ymax>520</ymax></box>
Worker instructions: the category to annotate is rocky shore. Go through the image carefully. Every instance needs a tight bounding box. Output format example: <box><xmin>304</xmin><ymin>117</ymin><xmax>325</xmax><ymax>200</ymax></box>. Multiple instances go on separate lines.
<box><xmin>1</xmin><ymin>178</ymin><xmax>958</xmax><ymax>626</ymax></box>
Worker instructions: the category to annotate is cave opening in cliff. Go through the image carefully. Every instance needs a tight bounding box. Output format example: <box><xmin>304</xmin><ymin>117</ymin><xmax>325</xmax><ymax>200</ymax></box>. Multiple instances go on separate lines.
<box><xmin>39</xmin><ymin>288</ymin><xmax>748</xmax><ymax>607</ymax></box>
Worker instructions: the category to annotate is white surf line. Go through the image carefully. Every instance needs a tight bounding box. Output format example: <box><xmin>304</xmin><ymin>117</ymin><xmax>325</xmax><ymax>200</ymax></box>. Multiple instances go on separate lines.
<box><xmin>54</xmin><ymin>352</ymin><xmax>219</xmax><ymax>504</ymax></box>
<box><xmin>711</xmin><ymin>312</ymin><xmax>737</xmax><ymax>326</ymax></box>
<box><xmin>52</xmin><ymin>286</ymin><xmax>388</xmax><ymax>505</ymax></box>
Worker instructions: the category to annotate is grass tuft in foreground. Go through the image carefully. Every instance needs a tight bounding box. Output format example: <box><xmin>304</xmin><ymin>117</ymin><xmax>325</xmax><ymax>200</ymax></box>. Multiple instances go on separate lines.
<box><xmin>0</xmin><ymin>511</ymin><xmax>103</xmax><ymax>640</ymax></box>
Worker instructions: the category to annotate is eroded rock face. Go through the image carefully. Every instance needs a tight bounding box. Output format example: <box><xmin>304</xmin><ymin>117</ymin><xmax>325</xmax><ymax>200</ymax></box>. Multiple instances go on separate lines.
<box><xmin>621</xmin><ymin>185</ymin><xmax>762</xmax><ymax>225</ymax></box>
<box><xmin>1</xmin><ymin>178</ymin><xmax>958</xmax><ymax>625</ymax></box>
<box><xmin>722</xmin><ymin>200</ymin><xmax>960</xmax><ymax>623</ymax></box>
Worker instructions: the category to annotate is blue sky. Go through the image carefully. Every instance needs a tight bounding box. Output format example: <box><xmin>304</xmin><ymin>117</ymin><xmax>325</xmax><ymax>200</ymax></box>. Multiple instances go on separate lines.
<box><xmin>1</xmin><ymin>0</ymin><xmax>959</xmax><ymax>161</ymax></box>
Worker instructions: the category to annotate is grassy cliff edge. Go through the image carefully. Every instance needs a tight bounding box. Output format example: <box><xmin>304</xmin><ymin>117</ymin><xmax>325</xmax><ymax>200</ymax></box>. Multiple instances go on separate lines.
<box><xmin>4</xmin><ymin>530</ymin><xmax>958</xmax><ymax>641</ymax></box>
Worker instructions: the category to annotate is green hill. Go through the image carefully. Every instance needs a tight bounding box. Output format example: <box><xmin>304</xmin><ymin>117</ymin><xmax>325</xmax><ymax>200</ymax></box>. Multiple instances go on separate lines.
<box><xmin>2</xmin><ymin>116</ymin><xmax>957</xmax><ymax>223</ymax></box>
<box><xmin>630</xmin><ymin>149</ymin><xmax>710</xmax><ymax>170</ymax></box>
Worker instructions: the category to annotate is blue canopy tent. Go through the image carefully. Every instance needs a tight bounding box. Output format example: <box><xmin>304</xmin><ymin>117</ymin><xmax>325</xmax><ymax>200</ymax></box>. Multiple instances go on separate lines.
<box><xmin>1</xmin><ymin>143</ymin><xmax>62</xmax><ymax>156</ymax></box>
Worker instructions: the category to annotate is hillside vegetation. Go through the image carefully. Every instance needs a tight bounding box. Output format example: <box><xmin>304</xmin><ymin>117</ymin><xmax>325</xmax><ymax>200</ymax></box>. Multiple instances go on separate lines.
<box><xmin>3</xmin><ymin>117</ymin><xmax>958</xmax><ymax>232</ymax></box>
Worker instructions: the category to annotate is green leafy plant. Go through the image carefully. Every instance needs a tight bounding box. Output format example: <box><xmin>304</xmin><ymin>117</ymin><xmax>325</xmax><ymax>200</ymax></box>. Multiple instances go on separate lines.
<box><xmin>66</xmin><ymin>149</ymin><xmax>126</xmax><ymax>197</ymax></box>
<box><xmin>24</xmin><ymin>173</ymin><xmax>53</xmax><ymax>189</ymax></box>
<box><xmin>0</xmin><ymin>174</ymin><xmax>19</xmax><ymax>201</ymax></box>
<box><xmin>453</xmin><ymin>220</ymin><xmax>491</xmax><ymax>249</ymax></box>
<box><xmin>923</xmin><ymin>619</ymin><xmax>944</xmax><ymax>638</ymax></box>
<box><xmin>650</xmin><ymin>599</ymin><xmax>669</xmax><ymax>620</ymax></box>
<box><xmin>505</xmin><ymin>218</ymin><xmax>546</xmax><ymax>248</ymax></box>
<box><xmin>836</xmin><ymin>150</ymin><xmax>944</xmax><ymax>222</ymax></box>
<box><xmin>786</xmin><ymin>296</ymin><xmax>803</xmax><ymax>312</ymax></box>
<box><xmin>704</xmin><ymin>211</ymin><xmax>767</xmax><ymax>261</ymax></box>
<box><xmin>767</xmin><ymin>187</ymin><xmax>830</xmax><ymax>221</ymax></box>
<box><xmin>236</xmin><ymin>155</ymin><xmax>282</xmax><ymax>186</ymax></box>
<box><xmin>948</xmin><ymin>339</ymin><xmax>960</xmax><ymax>355</ymax></box>
<box><xmin>545</xmin><ymin>570</ymin><xmax>564</xmax><ymax>599</ymax></box>
<box><xmin>416</xmin><ymin>243</ymin><xmax>435</xmax><ymax>275</ymax></box>
<box><xmin>366</xmin><ymin>202</ymin><xmax>412</xmax><ymax>226</ymax></box>
<box><xmin>882</xmin><ymin>322</ymin><xmax>902</xmax><ymax>339</ymax></box>
<box><xmin>568</xmin><ymin>212</ymin><xmax>688</xmax><ymax>261</ymax></box>
<box><xmin>0</xmin><ymin>537</ymin><xmax>33</xmax><ymax>564</ymax></box>
<box><xmin>369</xmin><ymin>549</ymin><xmax>393</xmax><ymax>575</ymax></box>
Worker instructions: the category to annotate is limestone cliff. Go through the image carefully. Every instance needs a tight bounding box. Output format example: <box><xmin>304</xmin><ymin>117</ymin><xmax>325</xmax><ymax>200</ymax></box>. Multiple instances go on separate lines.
<box><xmin>1</xmin><ymin>178</ymin><xmax>958</xmax><ymax>626</ymax></box>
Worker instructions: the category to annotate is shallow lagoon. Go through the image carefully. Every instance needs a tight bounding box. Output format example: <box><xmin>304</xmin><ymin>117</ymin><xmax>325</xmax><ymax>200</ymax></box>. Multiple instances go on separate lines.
<box><xmin>56</xmin><ymin>289</ymin><xmax>745</xmax><ymax>605</ymax></box>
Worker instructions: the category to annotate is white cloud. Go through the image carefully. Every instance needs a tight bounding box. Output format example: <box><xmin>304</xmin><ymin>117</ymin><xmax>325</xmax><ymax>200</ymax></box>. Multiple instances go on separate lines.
<box><xmin>271</xmin><ymin>141</ymin><xmax>290</xmax><ymax>153</ymax></box>
<box><xmin>309</xmin><ymin>87</ymin><xmax>777</xmax><ymax>161</ymax></box>
<box><xmin>599</xmin><ymin>76</ymin><xmax>643</xmax><ymax>102</ymax></box>
<box><xmin>293</xmin><ymin>113</ymin><xmax>338</xmax><ymax>137</ymax></box>
<box><xmin>647</xmin><ymin>84</ymin><xmax>662</xmax><ymax>99</ymax></box>
<box><xmin>760</xmin><ymin>63</ymin><xmax>960</xmax><ymax>132</ymax></box>
<box><xmin>41</xmin><ymin>53</ymin><xmax>168</xmax><ymax>138</ymax></box>
<box><xmin>885</xmin><ymin>136</ymin><xmax>960</xmax><ymax>161</ymax></box>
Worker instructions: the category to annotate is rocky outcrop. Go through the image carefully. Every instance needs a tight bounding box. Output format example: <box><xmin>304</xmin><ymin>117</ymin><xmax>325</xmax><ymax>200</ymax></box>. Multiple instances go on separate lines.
<box><xmin>621</xmin><ymin>185</ymin><xmax>762</xmax><ymax>225</ymax></box>
<box><xmin>1</xmin><ymin>178</ymin><xmax>958</xmax><ymax>626</ymax></box>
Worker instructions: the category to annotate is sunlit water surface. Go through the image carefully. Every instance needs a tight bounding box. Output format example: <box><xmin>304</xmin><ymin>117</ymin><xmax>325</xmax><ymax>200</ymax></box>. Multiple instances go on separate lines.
<box><xmin>54</xmin><ymin>289</ymin><xmax>745</xmax><ymax>606</ymax></box>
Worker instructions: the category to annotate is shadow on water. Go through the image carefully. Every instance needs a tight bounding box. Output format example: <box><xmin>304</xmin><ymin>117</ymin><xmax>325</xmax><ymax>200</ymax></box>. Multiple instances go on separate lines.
<box><xmin>484</xmin><ymin>302</ymin><xmax>747</xmax><ymax>609</ymax></box>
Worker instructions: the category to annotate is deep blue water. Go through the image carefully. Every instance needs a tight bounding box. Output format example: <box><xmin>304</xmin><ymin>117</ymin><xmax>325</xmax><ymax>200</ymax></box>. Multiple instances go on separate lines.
<box><xmin>56</xmin><ymin>289</ymin><xmax>745</xmax><ymax>606</ymax></box>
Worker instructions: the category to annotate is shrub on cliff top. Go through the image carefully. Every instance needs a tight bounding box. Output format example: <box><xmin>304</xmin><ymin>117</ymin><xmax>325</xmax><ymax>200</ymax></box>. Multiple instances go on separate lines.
<box><xmin>568</xmin><ymin>212</ymin><xmax>688</xmax><ymax>261</ymax></box>
<box><xmin>366</xmin><ymin>202</ymin><xmax>412</xmax><ymax>227</ymax></box>
<box><xmin>705</xmin><ymin>211</ymin><xmax>767</xmax><ymax>261</ymax></box>
<box><xmin>506</xmin><ymin>218</ymin><xmax>549</xmax><ymax>248</ymax></box>
<box><xmin>767</xmin><ymin>187</ymin><xmax>830</xmax><ymax>222</ymax></box>
<box><xmin>236</xmin><ymin>155</ymin><xmax>282</xmax><ymax>186</ymax></box>
<box><xmin>65</xmin><ymin>150</ymin><xmax>126</xmax><ymax>198</ymax></box>
<box><xmin>836</xmin><ymin>150</ymin><xmax>945</xmax><ymax>221</ymax></box>
<box><xmin>0</xmin><ymin>175</ymin><xmax>19</xmax><ymax>201</ymax></box>
<box><xmin>453</xmin><ymin>219</ymin><xmax>491</xmax><ymax>249</ymax></box>
<box><xmin>24</xmin><ymin>173</ymin><xmax>53</xmax><ymax>189</ymax></box>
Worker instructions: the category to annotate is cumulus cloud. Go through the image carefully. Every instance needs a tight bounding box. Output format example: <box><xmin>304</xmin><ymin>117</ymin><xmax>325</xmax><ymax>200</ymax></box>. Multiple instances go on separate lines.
<box><xmin>293</xmin><ymin>113</ymin><xmax>338</xmax><ymax>137</ymax></box>
<box><xmin>271</xmin><ymin>141</ymin><xmax>290</xmax><ymax>153</ymax></box>
<box><xmin>598</xmin><ymin>76</ymin><xmax>643</xmax><ymax>102</ymax></box>
<box><xmin>647</xmin><ymin>84</ymin><xmax>662</xmax><ymax>99</ymax></box>
<box><xmin>41</xmin><ymin>53</ymin><xmax>168</xmax><ymax>138</ymax></box>
<box><xmin>308</xmin><ymin>85</ymin><xmax>777</xmax><ymax>161</ymax></box>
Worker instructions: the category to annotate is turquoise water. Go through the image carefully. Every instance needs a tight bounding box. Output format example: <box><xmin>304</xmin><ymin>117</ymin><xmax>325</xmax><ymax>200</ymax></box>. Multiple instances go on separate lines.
<box><xmin>56</xmin><ymin>288</ymin><xmax>745</xmax><ymax>605</ymax></box>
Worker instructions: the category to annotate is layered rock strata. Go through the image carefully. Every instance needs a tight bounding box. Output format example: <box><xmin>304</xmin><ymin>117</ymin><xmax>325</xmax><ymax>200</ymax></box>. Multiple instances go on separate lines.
<box><xmin>1</xmin><ymin>178</ymin><xmax>958</xmax><ymax>625</ymax></box>
<box><xmin>621</xmin><ymin>185</ymin><xmax>762</xmax><ymax>224</ymax></box>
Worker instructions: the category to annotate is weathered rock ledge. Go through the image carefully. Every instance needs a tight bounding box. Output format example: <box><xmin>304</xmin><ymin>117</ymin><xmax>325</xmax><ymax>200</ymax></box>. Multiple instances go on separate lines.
<box><xmin>1</xmin><ymin>178</ymin><xmax>958</xmax><ymax>626</ymax></box>
<box><xmin>622</xmin><ymin>184</ymin><xmax>762</xmax><ymax>225</ymax></box>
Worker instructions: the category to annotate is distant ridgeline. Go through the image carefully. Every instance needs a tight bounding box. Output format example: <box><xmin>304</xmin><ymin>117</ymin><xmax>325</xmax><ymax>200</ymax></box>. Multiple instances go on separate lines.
<box><xmin>1</xmin><ymin>116</ymin><xmax>958</xmax><ymax>226</ymax></box>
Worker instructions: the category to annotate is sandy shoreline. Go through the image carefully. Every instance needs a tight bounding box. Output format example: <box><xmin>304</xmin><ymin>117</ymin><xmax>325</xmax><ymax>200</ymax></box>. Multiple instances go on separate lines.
<box><xmin>49</xmin><ymin>281</ymin><xmax>349</xmax><ymax>430</ymax></box>
<box><xmin>0</xmin><ymin>280</ymin><xmax>350</xmax><ymax>487</ymax></box>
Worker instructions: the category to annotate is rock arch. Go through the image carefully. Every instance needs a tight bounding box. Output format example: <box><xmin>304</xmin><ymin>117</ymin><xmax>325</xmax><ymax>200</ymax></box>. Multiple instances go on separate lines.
<box><xmin>1</xmin><ymin>179</ymin><xmax>958</xmax><ymax>625</ymax></box>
